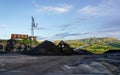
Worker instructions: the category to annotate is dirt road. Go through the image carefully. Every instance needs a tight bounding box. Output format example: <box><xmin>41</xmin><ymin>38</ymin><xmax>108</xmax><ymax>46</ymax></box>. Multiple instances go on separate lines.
<box><xmin>0</xmin><ymin>54</ymin><xmax>89</xmax><ymax>75</ymax></box>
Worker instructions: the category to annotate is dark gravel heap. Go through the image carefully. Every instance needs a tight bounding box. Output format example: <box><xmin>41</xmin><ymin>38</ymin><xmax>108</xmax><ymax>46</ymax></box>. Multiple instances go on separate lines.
<box><xmin>57</xmin><ymin>41</ymin><xmax>74</xmax><ymax>55</ymax></box>
<box><xmin>23</xmin><ymin>40</ymin><xmax>62</xmax><ymax>55</ymax></box>
<box><xmin>74</xmin><ymin>49</ymin><xmax>93</xmax><ymax>55</ymax></box>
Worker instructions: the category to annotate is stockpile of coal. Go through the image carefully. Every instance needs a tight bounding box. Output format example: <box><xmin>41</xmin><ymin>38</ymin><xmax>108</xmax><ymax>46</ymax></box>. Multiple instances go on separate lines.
<box><xmin>103</xmin><ymin>50</ymin><xmax>120</xmax><ymax>59</ymax></box>
<box><xmin>22</xmin><ymin>40</ymin><xmax>96</xmax><ymax>56</ymax></box>
<box><xmin>0</xmin><ymin>44</ymin><xmax>3</xmax><ymax>50</ymax></box>
<box><xmin>0</xmin><ymin>44</ymin><xmax>6</xmax><ymax>54</ymax></box>
<box><xmin>57</xmin><ymin>41</ymin><xmax>74</xmax><ymax>55</ymax></box>
<box><xmin>104</xmin><ymin>50</ymin><xmax>120</xmax><ymax>54</ymax></box>
<box><xmin>74</xmin><ymin>49</ymin><xmax>93</xmax><ymax>55</ymax></box>
<box><xmin>23</xmin><ymin>40</ymin><xmax>63</xmax><ymax>55</ymax></box>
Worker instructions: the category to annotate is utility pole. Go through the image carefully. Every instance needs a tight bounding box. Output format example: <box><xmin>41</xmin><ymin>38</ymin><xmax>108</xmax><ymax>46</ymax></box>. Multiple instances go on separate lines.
<box><xmin>31</xmin><ymin>16</ymin><xmax>38</xmax><ymax>47</ymax></box>
<box><xmin>31</xmin><ymin>16</ymin><xmax>35</xmax><ymax>37</ymax></box>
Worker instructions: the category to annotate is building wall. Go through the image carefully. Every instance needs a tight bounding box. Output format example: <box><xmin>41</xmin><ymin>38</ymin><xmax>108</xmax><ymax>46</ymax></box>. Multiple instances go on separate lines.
<box><xmin>11</xmin><ymin>34</ymin><xmax>28</xmax><ymax>39</ymax></box>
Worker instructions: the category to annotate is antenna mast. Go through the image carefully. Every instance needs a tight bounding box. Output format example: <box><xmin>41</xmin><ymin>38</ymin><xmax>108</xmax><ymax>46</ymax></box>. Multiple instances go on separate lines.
<box><xmin>31</xmin><ymin>16</ymin><xmax>35</xmax><ymax>37</ymax></box>
<box><xmin>31</xmin><ymin>16</ymin><xmax>38</xmax><ymax>41</ymax></box>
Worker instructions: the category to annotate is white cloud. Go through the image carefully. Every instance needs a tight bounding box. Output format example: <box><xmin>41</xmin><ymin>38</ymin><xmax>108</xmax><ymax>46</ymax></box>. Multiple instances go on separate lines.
<box><xmin>79</xmin><ymin>0</ymin><xmax>120</xmax><ymax>16</ymax></box>
<box><xmin>106</xmin><ymin>31</ymin><xmax>120</xmax><ymax>37</ymax></box>
<box><xmin>37</xmin><ymin>5</ymin><xmax>72</xmax><ymax>13</ymax></box>
<box><xmin>51</xmin><ymin>32</ymin><xmax>92</xmax><ymax>39</ymax></box>
<box><xmin>32</xmin><ymin>0</ymin><xmax>40</xmax><ymax>7</ymax></box>
<box><xmin>32</xmin><ymin>1</ymin><xmax>72</xmax><ymax>14</ymax></box>
<box><xmin>79</xmin><ymin>5</ymin><xmax>98</xmax><ymax>16</ymax></box>
<box><xmin>0</xmin><ymin>24</ymin><xmax>7</xmax><ymax>29</ymax></box>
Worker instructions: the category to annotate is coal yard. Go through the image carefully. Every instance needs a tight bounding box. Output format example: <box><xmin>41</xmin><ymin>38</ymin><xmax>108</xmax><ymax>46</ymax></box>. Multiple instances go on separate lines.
<box><xmin>0</xmin><ymin>2</ymin><xmax>120</xmax><ymax>75</ymax></box>
<box><xmin>0</xmin><ymin>53</ymin><xmax>120</xmax><ymax>75</ymax></box>
<box><xmin>0</xmin><ymin>40</ymin><xmax>119</xmax><ymax>75</ymax></box>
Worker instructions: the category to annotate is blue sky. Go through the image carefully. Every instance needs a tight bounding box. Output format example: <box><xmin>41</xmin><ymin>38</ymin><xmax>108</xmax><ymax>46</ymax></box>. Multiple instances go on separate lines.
<box><xmin>0</xmin><ymin>0</ymin><xmax>120</xmax><ymax>40</ymax></box>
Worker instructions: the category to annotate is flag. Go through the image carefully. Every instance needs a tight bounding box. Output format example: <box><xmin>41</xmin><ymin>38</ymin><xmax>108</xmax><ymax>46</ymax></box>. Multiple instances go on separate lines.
<box><xmin>32</xmin><ymin>16</ymin><xmax>35</xmax><ymax>27</ymax></box>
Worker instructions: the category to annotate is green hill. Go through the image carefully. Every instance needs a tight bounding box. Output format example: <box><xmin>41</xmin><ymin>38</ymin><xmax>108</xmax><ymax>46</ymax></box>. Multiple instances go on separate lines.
<box><xmin>79</xmin><ymin>37</ymin><xmax>120</xmax><ymax>44</ymax></box>
<box><xmin>64</xmin><ymin>37</ymin><xmax>120</xmax><ymax>54</ymax></box>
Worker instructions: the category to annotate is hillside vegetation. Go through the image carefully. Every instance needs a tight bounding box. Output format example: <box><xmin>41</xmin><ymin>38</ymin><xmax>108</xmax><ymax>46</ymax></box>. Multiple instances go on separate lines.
<box><xmin>54</xmin><ymin>37</ymin><xmax>120</xmax><ymax>54</ymax></box>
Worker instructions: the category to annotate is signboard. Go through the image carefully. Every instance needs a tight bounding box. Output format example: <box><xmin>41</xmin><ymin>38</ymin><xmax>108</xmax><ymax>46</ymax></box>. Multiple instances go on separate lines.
<box><xmin>11</xmin><ymin>34</ymin><xmax>28</xmax><ymax>39</ymax></box>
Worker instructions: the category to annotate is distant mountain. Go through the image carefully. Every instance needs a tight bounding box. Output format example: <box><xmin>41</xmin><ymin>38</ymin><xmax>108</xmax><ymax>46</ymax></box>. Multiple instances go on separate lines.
<box><xmin>79</xmin><ymin>37</ymin><xmax>120</xmax><ymax>44</ymax></box>
<box><xmin>67</xmin><ymin>37</ymin><xmax>120</xmax><ymax>44</ymax></box>
<box><xmin>65</xmin><ymin>37</ymin><xmax>120</xmax><ymax>54</ymax></box>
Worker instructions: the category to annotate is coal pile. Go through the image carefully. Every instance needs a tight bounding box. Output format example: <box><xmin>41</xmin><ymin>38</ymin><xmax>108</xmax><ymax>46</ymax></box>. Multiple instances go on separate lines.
<box><xmin>0</xmin><ymin>44</ymin><xmax>6</xmax><ymax>54</ymax></box>
<box><xmin>104</xmin><ymin>50</ymin><xmax>120</xmax><ymax>54</ymax></box>
<box><xmin>63</xmin><ymin>61</ymin><xmax>118</xmax><ymax>74</ymax></box>
<box><xmin>23</xmin><ymin>40</ymin><xmax>62</xmax><ymax>55</ymax></box>
<box><xmin>0</xmin><ymin>44</ymin><xmax>3</xmax><ymax>50</ymax></box>
<box><xmin>63</xmin><ymin>54</ymin><xmax>120</xmax><ymax>74</ymax></box>
<box><xmin>57</xmin><ymin>41</ymin><xmax>74</xmax><ymax>55</ymax></box>
<box><xmin>74</xmin><ymin>49</ymin><xmax>93</xmax><ymax>55</ymax></box>
<box><xmin>103</xmin><ymin>50</ymin><xmax>120</xmax><ymax>59</ymax></box>
<box><xmin>22</xmin><ymin>40</ymin><xmax>75</xmax><ymax>55</ymax></box>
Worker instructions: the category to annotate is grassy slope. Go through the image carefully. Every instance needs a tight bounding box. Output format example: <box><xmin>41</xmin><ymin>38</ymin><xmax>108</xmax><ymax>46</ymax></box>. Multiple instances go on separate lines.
<box><xmin>65</xmin><ymin>37</ymin><xmax>120</xmax><ymax>54</ymax></box>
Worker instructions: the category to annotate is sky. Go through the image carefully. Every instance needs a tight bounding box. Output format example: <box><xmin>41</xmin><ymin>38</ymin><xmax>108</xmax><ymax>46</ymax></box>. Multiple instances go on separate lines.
<box><xmin>0</xmin><ymin>0</ymin><xmax>120</xmax><ymax>40</ymax></box>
